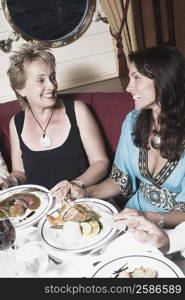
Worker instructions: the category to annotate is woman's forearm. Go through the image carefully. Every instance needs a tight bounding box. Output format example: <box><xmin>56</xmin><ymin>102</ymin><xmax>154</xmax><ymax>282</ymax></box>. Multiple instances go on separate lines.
<box><xmin>145</xmin><ymin>210</ymin><xmax>185</xmax><ymax>228</ymax></box>
<box><xmin>75</xmin><ymin>159</ymin><xmax>110</xmax><ymax>187</ymax></box>
<box><xmin>85</xmin><ymin>177</ymin><xmax>122</xmax><ymax>199</ymax></box>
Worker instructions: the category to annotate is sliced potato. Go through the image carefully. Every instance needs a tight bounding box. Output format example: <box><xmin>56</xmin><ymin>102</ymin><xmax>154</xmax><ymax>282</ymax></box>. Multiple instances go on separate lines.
<box><xmin>87</xmin><ymin>221</ymin><xmax>100</xmax><ymax>237</ymax></box>
<box><xmin>131</xmin><ymin>267</ymin><xmax>158</xmax><ymax>278</ymax></box>
<box><xmin>117</xmin><ymin>271</ymin><xmax>131</xmax><ymax>278</ymax></box>
<box><xmin>80</xmin><ymin>222</ymin><xmax>92</xmax><ymax>234</ymax></box>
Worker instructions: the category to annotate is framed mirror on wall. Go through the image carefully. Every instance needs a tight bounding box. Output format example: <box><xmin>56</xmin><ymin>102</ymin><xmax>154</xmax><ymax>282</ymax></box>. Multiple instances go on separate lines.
<box><xmin>1</xmin><ymin>0</ymin><xmax>96</xmax><ymax>47</ymax></box>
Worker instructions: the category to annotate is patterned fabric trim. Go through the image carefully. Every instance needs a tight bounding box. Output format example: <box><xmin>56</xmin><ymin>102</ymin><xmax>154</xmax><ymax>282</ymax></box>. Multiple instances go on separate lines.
<box><xmin>139</xmin><ymin>148</ymin><xmax>148</xmax><ymax>179</ymax></box>
<box><xmin>110</xmin><ymin>163</ymin><xmax>133</xmax><ymax>197</ymax></box>
<box><xmin>139</xmin><ymin>182</ymin><xmax>185</xmax><ymax>211</ymax></box>
<box><xmin>139</xmin><ymin>148</ymin><xmax>178</xmax><ymax>186</ymax></box>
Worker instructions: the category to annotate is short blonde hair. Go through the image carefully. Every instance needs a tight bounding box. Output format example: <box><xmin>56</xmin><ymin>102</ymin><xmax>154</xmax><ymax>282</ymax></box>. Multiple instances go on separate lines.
<box><xmin>7</xmin><ymin>43</ymin><xmax>56</xmax><ymax>107</ymax></box>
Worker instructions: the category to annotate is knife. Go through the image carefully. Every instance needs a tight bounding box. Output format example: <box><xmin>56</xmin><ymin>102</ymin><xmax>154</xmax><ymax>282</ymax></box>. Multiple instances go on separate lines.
<box><xmin>100</xmin><ymin>216</ymin><xmax>127</xmax><ymax>232</ymax></box>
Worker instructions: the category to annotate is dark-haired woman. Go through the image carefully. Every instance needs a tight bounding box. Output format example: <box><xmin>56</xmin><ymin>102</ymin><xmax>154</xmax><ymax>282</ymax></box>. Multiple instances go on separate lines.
<box><xmin>60</xmin><ymin>45</ymin><xmax>185</xmax><ymax>229</ymax></box>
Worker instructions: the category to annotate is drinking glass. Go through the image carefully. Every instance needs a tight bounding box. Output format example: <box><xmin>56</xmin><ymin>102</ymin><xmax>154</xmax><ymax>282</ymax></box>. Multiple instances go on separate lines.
<box><xmin>16</xmin><ymin>241</ymin><xmax>49</xmax><ymax>277</ymax></box>
<box><xmin>0</xmin><ymin>209</ymin><xmax>17</xmax><ymax>276</ymax></box>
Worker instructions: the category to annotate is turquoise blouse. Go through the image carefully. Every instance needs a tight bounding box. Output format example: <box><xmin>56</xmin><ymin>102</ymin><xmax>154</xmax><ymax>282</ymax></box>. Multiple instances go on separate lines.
<box><xmin>110</xmin><ymin>110</ymin><xmax>185</xmax><ymax>212</ymax></box>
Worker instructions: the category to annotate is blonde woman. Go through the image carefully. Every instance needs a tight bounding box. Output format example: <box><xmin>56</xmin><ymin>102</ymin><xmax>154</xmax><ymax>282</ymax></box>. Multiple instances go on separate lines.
<box><xmin>0</xmin><ymin>151</ymin><xmax>10</xmax><ymax>189</ymax></box>
<box><xmin>1</xmin><ymin>43</ymin><xmax>109</xmax><ymax>194</ymax></box>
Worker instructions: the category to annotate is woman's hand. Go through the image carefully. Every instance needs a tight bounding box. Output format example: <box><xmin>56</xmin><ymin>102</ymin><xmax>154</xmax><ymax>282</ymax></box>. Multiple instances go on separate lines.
<box><xmin>69</xmin><ymin>182</ymin><xmax>88</xmax><ymax>199</ymax></box>
<box><xmin>51</xmin><ymin>180</ymin><xmax>72</xmax><ymax>203</ymax></box>
<box><xmin>113</xmin><ymin>208</ymin><xmax>145</xmax><ymax>224</ymax></box>
<box><xmin>112</xmin><ymin>208</ymin><xmax>146</xmax><ymax>231</ymax></box>
<box><xmin>131</xmin><ymin>216</ymin><xmax>169</xmax><ymax>251</ymax></box>
<box><xmin>51</xmin><ymin>180</ymin><xmax>87</xmax><ymax>203</ymax></box>
<box><xmin>0</xmin><ymin>175</ymin><xmax>18</xmax><ymax>190</ymax></box>
<box><xmin>113</xmin><ymin>212</ymin><xmax>170</xmax><ymax>251</ymax></box>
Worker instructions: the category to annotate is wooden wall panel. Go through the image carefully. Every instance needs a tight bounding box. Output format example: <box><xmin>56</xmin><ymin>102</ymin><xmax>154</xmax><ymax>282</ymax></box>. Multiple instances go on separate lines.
<box><xmin>172</xmin><ymin>0</ymin><xmax>185</xmax><ymax>55</ymax></box>
<box><xmin>140</xmin><ymin>0</ymin><xmax>156</xmax><ymax>47</ymax></box>
<box><xmin>132</xmin><ymin>0</ymin><xmax>185</xmax><ymax>56</ymax></box>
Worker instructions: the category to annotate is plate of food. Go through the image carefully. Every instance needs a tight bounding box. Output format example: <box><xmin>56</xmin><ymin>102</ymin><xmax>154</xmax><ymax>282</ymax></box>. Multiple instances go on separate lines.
<box><xmin>0</xmin><ymin>184</ymin><xmax>53</xmax><ymax>229</ymax></box>
<box><xmin>92</xmin><ymin>254</ymin><xmax>185</xmax><ymax>278</ymax></box>
<box><xmin>38</xmin><ymin>198</ymin><xmax>119</xmax><ymax>253</ymax></box>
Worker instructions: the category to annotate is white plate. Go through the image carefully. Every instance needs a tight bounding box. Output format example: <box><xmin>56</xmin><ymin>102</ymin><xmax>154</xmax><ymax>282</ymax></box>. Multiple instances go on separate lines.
<box><xmin>92</xmin><ymin>254</ymin><xmax>185</xmax><ymax>278</ymax></box>
<box><xmin>0</xmin><ymin>184</ymin><xmax>53</xmax><ymax>229</ymax></box>
<box><xmin>38</xmin><ymin>198</ymin><xmax>119</xmax><ymax>254</ymax></box>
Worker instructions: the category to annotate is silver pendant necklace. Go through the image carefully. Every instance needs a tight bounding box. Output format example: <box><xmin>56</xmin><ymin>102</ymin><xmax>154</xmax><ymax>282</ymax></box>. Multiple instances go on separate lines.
<box><xmin>151</xmin><ymin>118</ymin><xmax>161</xmax><ymax>149</ymax></box>
<box><xmin>151</xmin><ymin>133</ymin><xmax>161</xmax><ymax>149</ymax></box>
<box><xmin>39</xmin><ymin>133</ymin><xmax>52</xmax><ymax>148</ymax></box>
<box><xmin>29</xmin><ymin>106</ymin><xmax>54</xmax><ymax>148</ymax></box>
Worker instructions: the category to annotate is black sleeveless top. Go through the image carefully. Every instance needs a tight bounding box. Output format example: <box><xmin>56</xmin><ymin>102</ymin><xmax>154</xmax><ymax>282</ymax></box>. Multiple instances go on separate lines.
<box><xmin>14</xmin><ymin>99</ymin><xmax>88</xmax><ymax>189</ymax></box>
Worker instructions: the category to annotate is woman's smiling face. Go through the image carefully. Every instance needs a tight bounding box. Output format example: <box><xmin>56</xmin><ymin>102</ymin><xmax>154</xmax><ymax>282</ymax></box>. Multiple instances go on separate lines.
<box><xmin>126</xmin><ymin>63</ymin><xmax>157</xmax><ymax>111</ymax></box>
<box><xmin>17</xmin><ymin>60</ymin><xmax>58</xmax><ymax>109</ymax></box>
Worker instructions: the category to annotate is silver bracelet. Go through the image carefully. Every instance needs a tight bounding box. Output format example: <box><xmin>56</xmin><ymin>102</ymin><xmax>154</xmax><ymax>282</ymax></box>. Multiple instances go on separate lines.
<box><xmin>71</xmin><ymin>179</ymin><xmax>85</xmax><ymax>189</ymax></box>
<box><xmin>158</xmin><ymin>213</ymin><xmax>165</xmax><ymax>229</ymax></box>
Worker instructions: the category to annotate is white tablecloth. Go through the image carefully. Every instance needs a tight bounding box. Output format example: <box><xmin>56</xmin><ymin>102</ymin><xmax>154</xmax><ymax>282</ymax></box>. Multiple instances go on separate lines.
<box><xmin>1</xmin><ymin>224</ymin><xmax>184</xmax><ymax>278</ymax></box>
<box><xmin>0</xmin><ymin>226</ymin><xmax>163</xmax><ymax>278</ymax></box>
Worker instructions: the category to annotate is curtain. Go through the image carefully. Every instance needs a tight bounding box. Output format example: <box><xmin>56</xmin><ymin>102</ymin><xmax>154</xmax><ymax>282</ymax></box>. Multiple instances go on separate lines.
<box><xmin>100</xmin><ymin>0</ymin><xmax>137</xmax><ymax>76</ymax></box>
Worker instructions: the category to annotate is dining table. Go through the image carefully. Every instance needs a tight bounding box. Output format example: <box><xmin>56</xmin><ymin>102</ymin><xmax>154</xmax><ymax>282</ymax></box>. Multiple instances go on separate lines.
<box><xmin>0</xmin><ymin>195</ymin><xmax>185</xmax><ymax>278</ymax></box>
<box><xmin>0</xmin><ymin>222</ymin><xmax>185</xmax><ymax>278</ymax></box>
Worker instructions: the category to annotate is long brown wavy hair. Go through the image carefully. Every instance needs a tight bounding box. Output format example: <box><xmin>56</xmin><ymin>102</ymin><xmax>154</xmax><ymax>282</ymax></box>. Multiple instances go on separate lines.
<box><xmin>128</xmin><ymin>45</ymin><xmax>185</xmax><ymax>161</ymax></box>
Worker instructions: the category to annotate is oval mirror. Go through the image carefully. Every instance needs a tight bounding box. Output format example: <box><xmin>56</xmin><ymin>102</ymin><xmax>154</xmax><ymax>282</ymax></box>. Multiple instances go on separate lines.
<box><xmin>2</xmin><ymin>0</ymin><xmax>96</xmax><ymax>47</ymax></box>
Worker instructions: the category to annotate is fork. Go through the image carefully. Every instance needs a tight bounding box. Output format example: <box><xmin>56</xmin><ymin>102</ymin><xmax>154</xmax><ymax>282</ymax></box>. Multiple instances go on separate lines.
<box><xmin>49</xmin><ymin>254</ymin><xmax>63</xmax><ymax>265</ymax></box>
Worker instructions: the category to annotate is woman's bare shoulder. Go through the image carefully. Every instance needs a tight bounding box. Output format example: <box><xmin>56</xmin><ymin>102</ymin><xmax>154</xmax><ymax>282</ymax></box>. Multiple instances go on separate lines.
<box><xmin>74</xmin><ymin>100</ymin><xmax>90</xmax><ymax>114</ymax></box>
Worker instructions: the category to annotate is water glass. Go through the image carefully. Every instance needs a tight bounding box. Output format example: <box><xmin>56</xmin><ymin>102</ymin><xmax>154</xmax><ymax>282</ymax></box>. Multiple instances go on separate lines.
<box><xmin>0</xmin><ymin>209</ymin><xmax>18</xmax><ymax>277</ymax></box>
<box><xmin>16</xmin><ymin>241</ymin><xmax>49</xmax><ymax>277</ymax></box>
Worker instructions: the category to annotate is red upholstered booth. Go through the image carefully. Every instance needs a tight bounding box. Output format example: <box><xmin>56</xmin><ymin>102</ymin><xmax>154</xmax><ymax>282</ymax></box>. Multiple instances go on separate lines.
<box><xmin>0</xmin><ymin>92</ymin><xmax>133</xmax><ymax>171</ymax></box>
